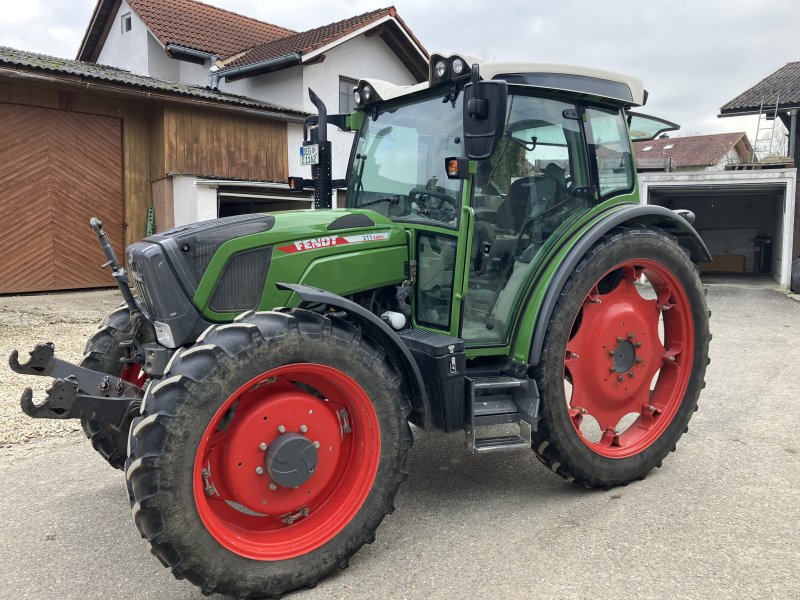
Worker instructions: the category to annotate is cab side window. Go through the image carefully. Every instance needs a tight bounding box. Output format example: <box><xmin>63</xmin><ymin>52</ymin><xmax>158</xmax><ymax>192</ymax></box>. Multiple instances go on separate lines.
<box><xmin>585</xmin><ymin>106</ymin><xmax>634</xmax><ymax>198</ymax></box>
<box><xmin>462</xmin><ymin>94</ymin><xmax>591</xmax><ymax>344</ymax></box>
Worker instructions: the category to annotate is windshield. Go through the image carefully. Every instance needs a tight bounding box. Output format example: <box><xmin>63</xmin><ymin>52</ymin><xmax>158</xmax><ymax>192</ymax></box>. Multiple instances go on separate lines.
<box><xmin>347</xmin><ymin>93</ymin><xmax>463</xmax><ymax>227</ymax></box>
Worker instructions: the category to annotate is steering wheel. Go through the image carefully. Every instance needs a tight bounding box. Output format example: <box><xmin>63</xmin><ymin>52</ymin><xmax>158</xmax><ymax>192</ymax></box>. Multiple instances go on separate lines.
<box><xmin>409</xmin><ymin>187</ymin><xmax>456</xmax><ymax>205</ymax></box>
<box><xmin>408</xmin><ymin>186</ymin><xmax>457</xmax><ymax>221</ymax></box>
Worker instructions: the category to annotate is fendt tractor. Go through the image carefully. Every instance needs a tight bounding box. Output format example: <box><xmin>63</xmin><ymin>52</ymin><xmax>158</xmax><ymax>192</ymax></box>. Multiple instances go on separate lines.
<box><xmin>11</xmin><ymin>54</ymin><xmax>710</xmax><ymax>598</ymax></box>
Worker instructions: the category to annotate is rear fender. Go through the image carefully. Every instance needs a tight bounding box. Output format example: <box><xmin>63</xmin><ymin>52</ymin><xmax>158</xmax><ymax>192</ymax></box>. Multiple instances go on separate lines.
<box><xmin>526</xmin><ymin>205</ymin><xmax>710</xmax><ymax>367</ymax></box>
<box><xmin>276</xmin><ymin>283</ymin><xmax>432</xmax><ymax>430</ymax></box>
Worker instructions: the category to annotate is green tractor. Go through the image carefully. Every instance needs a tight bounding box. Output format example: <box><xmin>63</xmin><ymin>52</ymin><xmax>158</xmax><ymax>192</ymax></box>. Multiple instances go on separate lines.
<box><xmin>11</xmin><ymin>54</ymin><xmax>710</xmax><ymax>598</ymax></box>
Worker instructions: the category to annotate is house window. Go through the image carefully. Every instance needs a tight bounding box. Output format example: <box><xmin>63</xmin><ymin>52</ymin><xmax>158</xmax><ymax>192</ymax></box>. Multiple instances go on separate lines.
<box><xmin>663</xmin><ymin>143</ymin><xmax>675</xmax><ymax>150</ymax></box>
<box><xmin>121</xmin><ymin>12</ymin><xmax>132</xmax><ymax>33</ymax></box>
<box><xmin>339</xmin><ymin>77</ymin><xmax>358</xmax><ymax>113</ymax></box>
<box><xmin>641</xmin><ymin>145</ymin><xmax>653</xmax><ymax>151</ymax></box>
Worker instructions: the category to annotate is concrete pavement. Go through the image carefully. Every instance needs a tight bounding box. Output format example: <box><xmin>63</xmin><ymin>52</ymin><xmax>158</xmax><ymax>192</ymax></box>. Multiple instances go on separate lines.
<box><xmin>1</xmin><ymin>283</ymin><xmax>798</xmax><ymax>599</ymax></box>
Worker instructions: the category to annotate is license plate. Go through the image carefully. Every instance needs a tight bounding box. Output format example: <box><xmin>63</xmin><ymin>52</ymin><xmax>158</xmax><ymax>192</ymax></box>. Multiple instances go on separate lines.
<box><xmin>300</xmin><ymin>144</ymin><xmax>319</xmax><ymax>166</ymax></box>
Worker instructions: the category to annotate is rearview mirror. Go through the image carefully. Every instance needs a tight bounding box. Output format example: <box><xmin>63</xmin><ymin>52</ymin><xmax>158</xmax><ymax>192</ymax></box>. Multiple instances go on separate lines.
<box><xmin>462</xmin><ymin>65</ymin><xmax>507</xmax><ymax>160</ymax></box>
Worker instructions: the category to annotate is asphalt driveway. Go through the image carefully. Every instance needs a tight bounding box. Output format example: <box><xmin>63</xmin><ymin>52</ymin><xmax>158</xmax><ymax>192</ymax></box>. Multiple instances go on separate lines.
<box><xmin>0</xmin><ymin>281</ymin><xmax>798</xmax><ymax>599</ymax></box>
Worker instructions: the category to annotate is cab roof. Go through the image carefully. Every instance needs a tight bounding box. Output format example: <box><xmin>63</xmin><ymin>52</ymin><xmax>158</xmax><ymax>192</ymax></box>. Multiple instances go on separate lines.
<box><xmin>355</xmin><ymin>54</ymin><xmax>646</xmax><ymax>107</ymax></box>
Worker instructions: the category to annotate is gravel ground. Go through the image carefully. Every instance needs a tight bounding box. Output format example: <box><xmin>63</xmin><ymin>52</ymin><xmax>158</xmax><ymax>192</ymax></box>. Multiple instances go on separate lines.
<box><xmin>0</xmin><ymin>289</ymin><xmax>122</xmax><ymax>446</ymax></box>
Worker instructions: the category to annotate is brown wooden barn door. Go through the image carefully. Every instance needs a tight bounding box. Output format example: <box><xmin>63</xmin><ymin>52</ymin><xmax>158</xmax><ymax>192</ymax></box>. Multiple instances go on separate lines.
<box><xmin>0</xmin><ymin>104</ymin><xmax>123</xmax><ymax>293</ymax></box>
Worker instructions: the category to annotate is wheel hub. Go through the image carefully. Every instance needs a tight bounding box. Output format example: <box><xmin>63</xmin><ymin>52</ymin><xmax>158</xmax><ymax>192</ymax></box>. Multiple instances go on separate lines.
<box><xmin>265</xmin><ymin>432</ymin><xmax>319</xmax><ymax>488</ymax></box>
<box><xmin>610</xmin><ymin>339</ymin><xmax>636</xmax><ymax>373</ymax></box>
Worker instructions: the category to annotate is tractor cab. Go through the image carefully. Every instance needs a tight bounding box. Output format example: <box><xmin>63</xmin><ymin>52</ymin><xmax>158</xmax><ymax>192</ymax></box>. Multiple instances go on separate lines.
<box><xmin>340</xmin><ymin>55</ymin><xmax>653</xmax><ymax>350</ymax></box>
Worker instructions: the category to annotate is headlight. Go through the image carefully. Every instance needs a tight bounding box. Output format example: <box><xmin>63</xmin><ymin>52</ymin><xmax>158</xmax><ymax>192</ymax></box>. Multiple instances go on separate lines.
<box><xmin>363</xmin><ymin>85</ymin><xmax>372</xmax><ymax>101</ymax></box>
<box><xmin>353</xmin><ymin>90</ymin><xmax>362</xmax><ymax>105</ymax></box>
<box><xmin>451</xmin><ymin>57</ymin><xmax>465</xmax><ymax>75</ymax></box>
<box><xmin>434</xmin><ymin>60</ymin><xmax>447</xmax><ymax>79</ymax></box>
<box><xmin>154</xmin><ymin>321</ymin><xmax>176</xmax><ymax>348</ymax></box>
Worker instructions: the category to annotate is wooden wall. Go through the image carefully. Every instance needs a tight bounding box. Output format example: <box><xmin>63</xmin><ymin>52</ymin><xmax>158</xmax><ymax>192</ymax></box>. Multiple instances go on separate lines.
<box><xmin>0</xmin><ymin>76</ymin><xmax>290</xmax><ymax>247</ymax></box>
<box><xmin>155</xmin><ymin>104</ymin><xmax>288</xmax><ymax>182</ymax></box>
<box><xmin>0</xmin><ymin>78</ymin><xmax>151</xmax><ymax>246</ymax></box>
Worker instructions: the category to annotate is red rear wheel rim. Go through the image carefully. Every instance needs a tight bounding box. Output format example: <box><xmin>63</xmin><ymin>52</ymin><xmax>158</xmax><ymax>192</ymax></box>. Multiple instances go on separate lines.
<box><xmin>564</xmin><ymin>259</ymin><xmax>694</xmax><ymax>458</ymax></box>
<box><xmin>192</xmin><ymin>363</ymin><xmax>380</xmax><ymax>560</ymax></box>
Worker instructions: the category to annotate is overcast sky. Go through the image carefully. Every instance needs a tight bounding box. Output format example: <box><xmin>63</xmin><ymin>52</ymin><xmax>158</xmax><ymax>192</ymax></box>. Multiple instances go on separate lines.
<box><xmin>2</xmin><ymin>0</ymin><xmax>798</xmax><ymax>138</ymax></box>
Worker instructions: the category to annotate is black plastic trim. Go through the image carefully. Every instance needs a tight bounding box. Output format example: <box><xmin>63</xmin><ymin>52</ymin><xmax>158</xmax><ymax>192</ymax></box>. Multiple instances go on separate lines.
<box><xmin>527</xmin><ymin>205</ymin><xmax>711</xmax><ymax>366</ymax></box>
<box><xmin>276</xmin><ymin>283</ymin><xmax>433</xmax><ymax>431</ymax></box>
<box><xmin>327</xmin><ymin>213</ymin><xmax>375</xmax><ymax>231</ymax></box>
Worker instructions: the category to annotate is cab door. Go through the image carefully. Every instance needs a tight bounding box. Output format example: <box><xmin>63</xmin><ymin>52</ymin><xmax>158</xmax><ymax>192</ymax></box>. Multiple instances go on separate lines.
<box><xmin>461</xmin><ymin>93</ymin><xmax>593</xmax><ymax>346</ymax></box>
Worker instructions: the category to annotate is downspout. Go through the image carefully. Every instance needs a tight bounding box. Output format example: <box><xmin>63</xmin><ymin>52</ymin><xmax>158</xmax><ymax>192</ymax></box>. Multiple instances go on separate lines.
<box><xmin>790</xmin><ymin>109</ymin><xmax>797</xmax><ymax>164</ymax></box>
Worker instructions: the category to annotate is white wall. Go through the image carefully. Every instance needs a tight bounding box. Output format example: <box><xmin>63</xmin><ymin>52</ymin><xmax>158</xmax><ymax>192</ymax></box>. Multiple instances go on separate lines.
<box><xmin>147</xmin><ymin>32</ymin><xmax>178</xmax><ymax>80</ymax></box>
<box><xmin>96</xmin><ymin>0</ymin><xmax>149</xmax><ymax>75</ymax></box>
<box><xmin>173</xmin><ymin>176</ymin><xmax>218</xmax><ymax>226</ymax></box>
<box><xmin>180</xmin><ymin>60</ymin><xmax>212</xmax><ymax>87</ymax></box>
<box><xmin>222</xmin><ymin>67</ymin><xmax>303</xmax><ymax>112</ymax></box>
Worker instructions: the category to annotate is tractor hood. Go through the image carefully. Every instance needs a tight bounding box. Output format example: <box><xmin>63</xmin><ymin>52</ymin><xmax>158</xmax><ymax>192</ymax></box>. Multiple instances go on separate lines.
<box><xmin>126</xmin><ymin>209</ymin><xmax>408</xmax><ymax>346</ymax></box>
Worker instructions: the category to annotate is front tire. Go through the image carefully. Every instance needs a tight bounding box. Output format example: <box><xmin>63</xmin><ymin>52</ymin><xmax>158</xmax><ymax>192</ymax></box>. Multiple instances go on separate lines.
<box><xmin>127</xmin><ymin>309</ymin><xmax>412</xmax><ymax>598</ymax></box>
<box><xmin>80</xmin><ymin>307</ymin><xmax>146</xmax><ymax>470</ymax></box>
<box><xmin>533</xmin><ymin>227</ymin><xmax>710</xmax><ymax>488</ymax></box>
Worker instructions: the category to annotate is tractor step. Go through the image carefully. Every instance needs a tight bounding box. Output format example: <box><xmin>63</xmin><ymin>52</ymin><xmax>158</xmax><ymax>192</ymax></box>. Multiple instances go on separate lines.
<box><xmin>465</xmin><ymin>374</ymin><xmax>540</xmax><ymax>454</ymax></box>
<box><xmin>474</xmin><ymin>434</ymin><xmax>531</xmax><ymax>453</ymax></box>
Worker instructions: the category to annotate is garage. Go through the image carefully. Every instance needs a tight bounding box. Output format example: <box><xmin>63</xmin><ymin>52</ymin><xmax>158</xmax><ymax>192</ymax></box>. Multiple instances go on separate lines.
<box><xmin>0</xmin><ymin>104</ymin><xmax>124</xmax><ymax>294</ymax></box>
<box><xmin>639</xmin><ymin>170</ymin><xmax>797</xmax><ymax>287</ymax></box>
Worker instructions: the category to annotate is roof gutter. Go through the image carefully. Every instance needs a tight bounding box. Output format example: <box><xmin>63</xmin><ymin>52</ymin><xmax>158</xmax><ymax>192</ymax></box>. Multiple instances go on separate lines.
<box><xmin>216</xmin><ymin>53</ymin><xmax>301</xmax><ymax>88</ymax></box>
<box><xmin>166</xmin><ymin>43</ymin><xmax>216</xmax><ymax>62</ymax></box>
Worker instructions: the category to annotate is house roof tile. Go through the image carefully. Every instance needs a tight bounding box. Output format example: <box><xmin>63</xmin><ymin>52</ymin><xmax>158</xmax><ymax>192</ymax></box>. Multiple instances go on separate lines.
<box><xmin>633</xmin><ymin>132</ymin><xmax>749</xmax><ymax>168</ymax></box>
<box><xmin>720</xmin><ymin>61</ymin><xmax>800</xmax><ymax>116</ymax></box>
<box><xmin>0</xmin><ymin>46</ymin><xmax>307</xmax><ymax>119</ymax></box>
<box><xmin>127</xmin><ymin>0</ymin><xmax>295</xmax><ymax>59</ymax></box>
<box><xmin>223</xmin><ymin>6</ymin><xmax>426</xmax><ymax>71</ymax></box>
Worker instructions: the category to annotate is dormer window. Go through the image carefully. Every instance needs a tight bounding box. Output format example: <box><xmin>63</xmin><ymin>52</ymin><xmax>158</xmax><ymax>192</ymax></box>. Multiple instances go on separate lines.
<box><xmin>121</xmin><ymin>12</ymin><xmax>132</xmax><ymax>33</ymax></box>
<box><xmin>663</xmin><ymin>143</ymin><xmax>675</xmax><ymax>150</ymax></box>
<box><xmin>641</xmin><ymin>145</ymin><xmax>653</xmax><ymax>151</ymax></box>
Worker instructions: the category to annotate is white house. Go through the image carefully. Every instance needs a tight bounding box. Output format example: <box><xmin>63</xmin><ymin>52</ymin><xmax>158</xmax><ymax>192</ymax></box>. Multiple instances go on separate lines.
<box><xmin>78</xmin><ymin>0</ymin><xmax>428</xmax><ymax>221</ymax></box>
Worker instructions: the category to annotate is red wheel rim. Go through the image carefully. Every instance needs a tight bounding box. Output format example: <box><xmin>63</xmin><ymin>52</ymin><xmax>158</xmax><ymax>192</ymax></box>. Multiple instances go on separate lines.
<box><xmin>564</xmin><ymin>259</ymin><xmax>694</xmax><ymax>458</ymax></box>
<box><xmin>121</xmin><ymin>363</ymin><xmax>145</xmax><ymax>387</ymax></box>
<box><xmin>192</xmin><ymin>363</ymin><xmax>380</xmax><ymax>560</ymax></box>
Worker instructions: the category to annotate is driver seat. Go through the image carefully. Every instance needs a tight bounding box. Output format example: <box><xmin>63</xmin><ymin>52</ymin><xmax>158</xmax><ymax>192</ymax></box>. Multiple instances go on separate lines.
<box><xmin>505</xmin><ymin>163</ymin><xmax>568</xmax><ymax>234</ymax></box>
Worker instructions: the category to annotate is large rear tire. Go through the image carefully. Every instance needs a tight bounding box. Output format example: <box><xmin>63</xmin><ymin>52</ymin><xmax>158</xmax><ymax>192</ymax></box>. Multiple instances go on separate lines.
<box><xmin>80</xmin><ymin>307</ymin><xmax>146</xmax><ymax>470</ymax></box>
<box><xmin>126</xmin><ymin>309</ymin><xmax>412</xmax><ymax>598</ymax></box>
<box><xmin>533</xmin><ymin>227</ymin><xmax>710</xmax><ymax>488</ymax></box>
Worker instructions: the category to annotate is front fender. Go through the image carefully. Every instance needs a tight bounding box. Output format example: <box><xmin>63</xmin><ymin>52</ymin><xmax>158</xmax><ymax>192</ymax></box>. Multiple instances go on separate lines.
<box><xmin>276</xmin><ymin>283</ymin><xmax>432</xmax><ymax>430</ymax></box>
<box><xmin>524</xmin><ymin>205</ymin><xmax>709</xmax><ymax>367</ymax></box>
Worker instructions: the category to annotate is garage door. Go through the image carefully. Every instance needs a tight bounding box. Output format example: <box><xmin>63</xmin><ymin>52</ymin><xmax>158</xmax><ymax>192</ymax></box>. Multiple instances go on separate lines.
<box><xmin>0</xmin><ymin>104</ymin><xmax>124</xmax><ymax>293</ymax></box>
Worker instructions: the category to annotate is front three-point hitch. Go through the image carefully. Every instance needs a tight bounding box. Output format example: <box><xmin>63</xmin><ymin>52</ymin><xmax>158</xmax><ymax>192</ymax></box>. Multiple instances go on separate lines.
<box><xmin>9</xmin><ymin>342</ymin><xmax>142</xmax><ymax>430</ymax></box>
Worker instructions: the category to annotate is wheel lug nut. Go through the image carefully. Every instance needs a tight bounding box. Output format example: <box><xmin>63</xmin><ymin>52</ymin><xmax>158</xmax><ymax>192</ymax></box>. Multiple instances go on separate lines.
<box><xmin>635</xmin><ymin>342</ymin><xmax>642</xmax><ymax>348</ymax></box>
<box><xmin>628</xmin><ymin>371</ymin><xmax>634</xmax><ymax>377</ymax></box>
<box><xmin>609</xmin><ymin>367</ymin><xmax>616</xmax><ymax>373</ymax></box>
<box><xmin>592</xmin><ymin>298</ymin><xmax>601</xmax><ymax>304</ymax></box>
<box><xmin>609</xmin><ymin>350</ymin><xmax>615</xmax><ymax>357</ymax></box>
<box><xmin>269</xmin><ymin>482</ymin><xmax>278</xmax><ymax>491</ymax></box>
<box><xmin>627</xmin><ymin>332</ymin><xmax>635</xmax><ymax>339</ymax></box>
<box><xmin>259</xmin><ymin>442</ymin><xmax>267</xmax><ymax>451</ymax></box>
<box><xmin>300</xmin><ymin>424</ymin><xmax>308</xmax><ymax>433</ymax></box>
<box><xmin>617</xmin><ymin>337</ymin><xmax>624</xmax><ymax>343</ymax></box>
<box><xmin>313</xmin><ymin>441</ymin><xmax>320</xmax><ymax>448</ymax></box>
<box><xmin>617</xmin><ymin>375</ymin><xmax>625</xmax><ymax>382</ymax></box>
<box><xmin>255</xmin><ymin>466</ymin><xmax>264</xmax><ymax>475</ymax></box>
<box><xmin>635</xmin><ymin>357</ymin><xmax>643</xmax><ymax>364</ymax></box>
<box><xmin>277</xmin><ymin>425</ymin><xmax>286</xmax><ymax>433</ymax></box>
